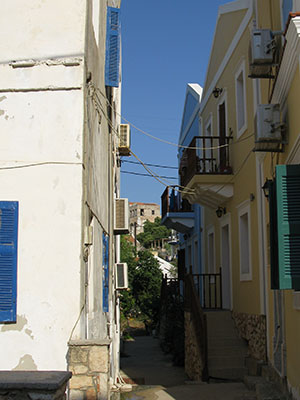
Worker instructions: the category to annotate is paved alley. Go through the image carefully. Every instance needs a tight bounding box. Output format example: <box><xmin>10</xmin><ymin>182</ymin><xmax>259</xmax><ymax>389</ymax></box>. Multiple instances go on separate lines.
<box><xmin>112</xmin><ymin>335</ymin><xmax>257</xmax><ymax>400</ymax></box>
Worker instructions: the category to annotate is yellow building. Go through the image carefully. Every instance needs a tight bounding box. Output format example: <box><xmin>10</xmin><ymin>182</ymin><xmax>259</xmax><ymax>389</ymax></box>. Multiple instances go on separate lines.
<box><xmin>179</xmin><ymin>0</ymin><xmax>300</xmax><ymax>398</ymax></box>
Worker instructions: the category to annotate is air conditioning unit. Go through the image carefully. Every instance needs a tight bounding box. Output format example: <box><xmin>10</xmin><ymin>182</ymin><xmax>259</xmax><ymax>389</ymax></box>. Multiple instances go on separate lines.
<box><xmin>254</xmin><ymin>104</ymin><xmax>283</xmax><ymax>152</ymax></box>
<box><xmin>249</xmin><ymin>29</ymin><xmax>275</xmax><ymax>79</ymax></box>
<box><xmin>118</xmin><ymin>124</ymin><xmax>131</xmax><ymax>156</ymax></box>
<box><xmin>114</xmin><ymin>198</ymin><xmax>129</xmax><ymax>234</ymax></box>
<box><xmin>115</xmin><ymin>262</ymin><xmax>128</xmax><ymax>290</ymax></box>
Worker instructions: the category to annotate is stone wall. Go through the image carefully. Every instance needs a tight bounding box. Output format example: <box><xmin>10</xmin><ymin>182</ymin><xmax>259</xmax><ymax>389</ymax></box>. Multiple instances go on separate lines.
<box><xmin>68</xmin><ymin>340</ymin><xmax>111</xmax><ymax>400</ymax></box>
<box><xmin>0</xmin><ymin>371</ymin><xmax>71</xmax><ymax>400</ymax></box>
<box><xmin>232</xmin><ymin>312</ymin><xmax>266</xmax><ymax>361</ymax></box>
<box><xmin>184</xmin><ymin>311</ymin><xmax>204</xmax><ymax>381</ymax></box>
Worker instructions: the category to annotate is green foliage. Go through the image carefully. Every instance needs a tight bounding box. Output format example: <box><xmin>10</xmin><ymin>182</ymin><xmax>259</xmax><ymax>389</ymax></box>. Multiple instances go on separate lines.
<box><xmin>137</xmin><ymin>217</ymin><xmax>171</xmax><ymax>248</ymax></box>
<box><xmin>120</xmin><ymin>236</ymin><xmax>162</xmax><ymax>325</ymax></box>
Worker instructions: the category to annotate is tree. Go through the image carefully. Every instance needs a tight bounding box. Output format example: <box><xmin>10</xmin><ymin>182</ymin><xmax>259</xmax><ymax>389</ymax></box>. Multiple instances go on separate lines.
<box><xmin>137</xmin><ymin>217</ymin><xmax>171</xmax><ymax>248</ymax></box>
<box><xmin>120</xmin><ymin>236</ymin><xmax>162</xmax><ymax>326</ymax></box>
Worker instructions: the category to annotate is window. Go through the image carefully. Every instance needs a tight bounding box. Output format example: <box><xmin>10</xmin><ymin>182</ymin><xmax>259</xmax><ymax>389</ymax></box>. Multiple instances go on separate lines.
<box><xmin>238</xmin><ymin>201</ymin><xmax>252</xmax><ymax>281</ymax></box>
<box><xmin>0</xmin><ymin>201</ymin><xmax>19</xmax><ymax>323</ymax></box>
<box><xmin>235</xmin><ymin>61</ymin><xmax>247</xmax><ymax>137</ymax></box>
<box><xmin>152</xmin><ymin>210</ymin><xmax>155</xmax><ymax>215</ymax></box>
<box><xmin>140</xmin><ymin>209</ymin><xmax>144</xmax><ymax>216</ymax></box>
<box><xmin>203</xmin><ymin>116</ymin><xmax>213</xmax><ymax>173</ymax></box>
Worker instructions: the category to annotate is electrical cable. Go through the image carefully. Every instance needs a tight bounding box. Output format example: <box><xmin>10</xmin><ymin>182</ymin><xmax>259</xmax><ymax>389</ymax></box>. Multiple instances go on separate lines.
<box><xmin>94</xmin><ymin>86</ymin><xmax>254</xmax><ymax>151</ymax></box>
<box><xmin>121</xmin><ymin>170</ymin><xmax>177</xmax><ymax>179</ymax></box>
<box><xmin>121</xmin><ymin>159</ymin><xmax>178</xmax><ymax>170</ymax></box>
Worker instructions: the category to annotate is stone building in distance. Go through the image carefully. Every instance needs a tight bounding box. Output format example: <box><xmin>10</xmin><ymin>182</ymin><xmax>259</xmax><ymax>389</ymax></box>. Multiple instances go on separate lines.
<box><xmin>129</xmin><ymin>202</ymin><xmax>160</xmax><ymax>236</ymax></box>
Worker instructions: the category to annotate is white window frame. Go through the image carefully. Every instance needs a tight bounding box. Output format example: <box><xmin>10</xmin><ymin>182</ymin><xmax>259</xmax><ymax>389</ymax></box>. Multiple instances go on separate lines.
<box><xmin>235</xmin><ymin>60</ymin><xmax>247</xmax><ymax>138</ymax></box>
<box><xmin>237</xmin><ymin>200</ymin><xmax>252</xmax><ymax>281</ymax></box>
<box><xmin>207</xmin><ymin>225</ymin><xmax>216</xmax><ymax>274</ymax></box>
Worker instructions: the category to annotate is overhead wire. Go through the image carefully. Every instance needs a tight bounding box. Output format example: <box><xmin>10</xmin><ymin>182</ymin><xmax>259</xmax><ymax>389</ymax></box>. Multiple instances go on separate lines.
<box><xmin>121</xmin><ymin>170</ymin><xmax>177</xmax><ymax>180</ymax></box>
<box><xmin>90</xmin><ymin>87</ymin><xmax>195</xmax><ymax>193</ymax></box>
<box><xmin>95</xmin><ymin>86</ymin><xmax>254</xmax><ymax>151</ymax></box>
<box><xmin>121</xmin><ymin>159</ymin><xmax>178</xmax><ymax>170</ymax></box>
<box><xmin>90</xmin><ymin>84</ymin><xmax>254</xmax><ymax>196</ymax></box>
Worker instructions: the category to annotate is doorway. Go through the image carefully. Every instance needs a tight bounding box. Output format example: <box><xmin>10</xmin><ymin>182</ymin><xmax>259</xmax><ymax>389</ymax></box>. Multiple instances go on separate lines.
<box><xmin>221</xmin><ymin>220</ymin><xmax>232</xmax><ymax>309</ymax></box>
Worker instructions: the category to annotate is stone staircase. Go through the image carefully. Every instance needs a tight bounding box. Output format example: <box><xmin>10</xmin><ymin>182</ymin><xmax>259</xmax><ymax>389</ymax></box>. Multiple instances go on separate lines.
<box><xmin>205</xmin><ymin>310</ymin><xmax>289</xmax><ymax>399</ymax></box>
<box><xmin>206</xmin><ymin>310</ymin><xmax>248</xmax><ymax>381</ymax></box>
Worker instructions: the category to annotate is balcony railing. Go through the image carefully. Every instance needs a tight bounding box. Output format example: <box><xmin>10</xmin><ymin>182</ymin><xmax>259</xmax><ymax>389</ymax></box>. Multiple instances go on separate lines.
<box><xmin>179</xmin><ymin>136</ymin><xmax>233</xmax><ymax>187</ymax></box>
<box><xmin>161</xmin><ymin>185</ymin><xmax>192</xmax><ymax>220</ymax></box>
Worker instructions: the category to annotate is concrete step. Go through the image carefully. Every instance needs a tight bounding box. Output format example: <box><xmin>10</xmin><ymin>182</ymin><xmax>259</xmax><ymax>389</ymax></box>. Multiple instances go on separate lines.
<box><xmin>208</xmin><ymin>337</ymin><xmax>247</xmax><ymax>348</ymax></box>
<box><xmin>256</xmin><ymin>382</ymin><xmax>287</xmax><ymax>400</ymax></box>
<box><xmin>244</xmin><ymin>376</ymin><xmax>266</xmax><ymax>391</ymax></box>
<box><xmin>208</xmin><ymin>346</ymin><xmax>248</xmax><ymax>357</ymax></box>
<box><xmin>209</xmin><ymin>367</ymin><xmax>248</xmax><ymax>381</ymax></box>
<box><xmin>208</xmin><ymin>355</ymin><xmax>246</xmax><ymax>369</ymax></box>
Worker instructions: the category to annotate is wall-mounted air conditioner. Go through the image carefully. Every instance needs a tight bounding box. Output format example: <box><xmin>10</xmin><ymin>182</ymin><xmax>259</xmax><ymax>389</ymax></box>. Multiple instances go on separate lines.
<box><xmin>114</xmin><ymin>198</ymin><xmax>129</xmax><ymax>234</ymax></box>
<box><xmin>118</xmin><ymin>124</ymin><xmax>131</xmax><ymax>156</ymax></box>
<box><xmin>254</xmin><ymin>104</ymin><xmax>284</xmax><ymax>152</ymax></box>
<box><xmin>249</xmin><ymin>29</ymin><xmax>275</xmax><ymax>79</ymax></box>
<box><xmin>115</xmin><ymin>262</ymin><xmax>128</xmax><ymax>290</ymax></box>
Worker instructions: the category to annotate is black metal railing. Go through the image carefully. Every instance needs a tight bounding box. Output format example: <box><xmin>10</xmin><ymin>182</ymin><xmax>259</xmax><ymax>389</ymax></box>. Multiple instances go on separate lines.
<box><xmin>192</xmin><ymin>270</ymin><xmax>222</xmax><ymax>309</ymax></box>
<box><xmin>179</xmin><ymin>136</ymin><xmax>233</xmax><ymax>187</ymax></box>
<box><xmin>185</xmin><ymin>272</ymin><xmax>208</xmax><ymax>381</ymax></box>
<box><xmin>161</xmin><ymin>186</ymin><xmax>192</xmax><ymax>220</ymax></box>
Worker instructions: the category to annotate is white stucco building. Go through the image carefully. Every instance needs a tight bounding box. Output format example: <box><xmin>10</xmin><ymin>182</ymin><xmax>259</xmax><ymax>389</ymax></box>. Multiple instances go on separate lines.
<box><xmin>0</xmin><ymin>1</ymin><xmax>125</xmax><ymax>398</ymax></box>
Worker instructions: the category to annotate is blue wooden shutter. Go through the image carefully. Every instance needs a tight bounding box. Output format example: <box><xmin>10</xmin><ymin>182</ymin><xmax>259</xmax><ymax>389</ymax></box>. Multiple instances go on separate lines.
<box><xmin>105</xmin><ymin>7</ymin><xmax>120</xmax><ymax>87</ymax></box>
<box><xmin>0</xmin><ymin>201</ymin><xmax>18</xmax><ymax>322</ymax></box>
<box><xmin>276</xmin><ymin>165</ymin><xmax>300</xmax><ymax>290</ymax></box>
<box><xmin>102</xmin><ymin>233</ymin><xmax>109</xmax><ymax>312</ymax></box>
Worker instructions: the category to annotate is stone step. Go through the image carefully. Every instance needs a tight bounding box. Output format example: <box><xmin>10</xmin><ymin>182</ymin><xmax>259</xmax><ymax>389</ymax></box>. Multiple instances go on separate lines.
<box><xmin>256</xmin><ymin>382</ymin><xmax>287</xmax><ymax>400</ymax></box>
<box><xmin>209</xmin><ymin>367</ymin><xmax>248</xmax><ymax>381</ymax></box>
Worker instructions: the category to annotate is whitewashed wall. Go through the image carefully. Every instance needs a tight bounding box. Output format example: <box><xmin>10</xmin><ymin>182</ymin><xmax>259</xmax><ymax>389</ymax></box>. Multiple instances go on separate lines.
<box><xmin>0</xmin><ymin>0</ymin><xmax>86</xmax><ymax>370</ymax></box>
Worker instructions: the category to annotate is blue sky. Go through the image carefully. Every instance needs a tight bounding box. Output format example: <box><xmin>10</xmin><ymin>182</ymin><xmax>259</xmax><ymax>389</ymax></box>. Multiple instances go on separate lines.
<box><xmin>120</xmin><ymin>0</ymin><xmax>230</xmax><ymax>205</ymax></box>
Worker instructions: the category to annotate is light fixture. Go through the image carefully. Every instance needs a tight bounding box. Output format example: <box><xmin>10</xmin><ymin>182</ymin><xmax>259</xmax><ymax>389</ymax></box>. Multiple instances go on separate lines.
<box><xmin>262</xmin><ymin>179</ymin><xmax>272</xmax><ymax>199</ymax></box>
<box><xmin>216</xmin><ymin>206</ymin><xmax>226</xmax><ymax>218</ymax></box>
<box><xmin>213</xmin><ymin>87</ymin><xmax>223</xmax><ymax>98</ymax></box>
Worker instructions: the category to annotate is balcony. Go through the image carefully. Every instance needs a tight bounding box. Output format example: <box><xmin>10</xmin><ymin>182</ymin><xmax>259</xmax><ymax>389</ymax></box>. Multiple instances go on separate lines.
<box><xmin>161</xmin><ymin>186</ymin><xmax>195</xmax><ymax>234</ymax></box>
<box><xmin>179</xmin><ymin>136</ymin><xmax>234</xmax><ymax>209</ymax></box>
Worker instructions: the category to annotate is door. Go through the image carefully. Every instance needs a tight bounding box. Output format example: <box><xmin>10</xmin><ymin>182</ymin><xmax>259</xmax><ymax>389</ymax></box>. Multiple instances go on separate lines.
<box><xmin>221</xmin><ymin>223</ymin><xmax>231</xmax><ymax>309</ymax></box>
<box><xmin>219</xmin><ymin>101</ymin><xmax>227</xmax><ymax>171</ymax></box>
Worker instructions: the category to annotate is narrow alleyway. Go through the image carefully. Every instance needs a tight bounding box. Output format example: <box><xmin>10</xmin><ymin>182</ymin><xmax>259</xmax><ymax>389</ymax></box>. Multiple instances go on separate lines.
<box><xmin>110</xmin><ymin>334</ymin><xmax>257</xmax><ymax>400</ymax></box>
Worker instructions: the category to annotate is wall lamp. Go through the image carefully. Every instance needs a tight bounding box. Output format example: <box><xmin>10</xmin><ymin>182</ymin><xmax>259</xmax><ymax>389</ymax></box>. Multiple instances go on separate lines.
<box><xmin>262</xmin><ymin>179</ymin><xmax>273</xmax><ymax>199</ymax></box>
<box><xmin>213</xmin><ymin>87</ymin><xmax>223</xmax><ymax>98</ymax></box>
<box><xmin>216</xmin><ymin>206</ymin><xmax>226</xmax><ymax>218</ymax></box>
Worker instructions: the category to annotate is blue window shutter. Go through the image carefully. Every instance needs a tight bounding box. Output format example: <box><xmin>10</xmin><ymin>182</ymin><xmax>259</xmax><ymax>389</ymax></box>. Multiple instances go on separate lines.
<box><xmin>276</xmin><ymin>165</ymin><xmax>300</xmax><ymax>290</ymax></box>
<box><xmin>105</xmin><ymin>7</ymin><xmax>120</xmax><ymax>87</ymax></box>
<box><xmin>0</xmin><ymin>201</ymin><xmax>18</xmax><ymax>322</ymax></box>
<box><xmin>102</xmin><ymin>233</ymin><xmax>109</xmax><ymax>312</ymax></box>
